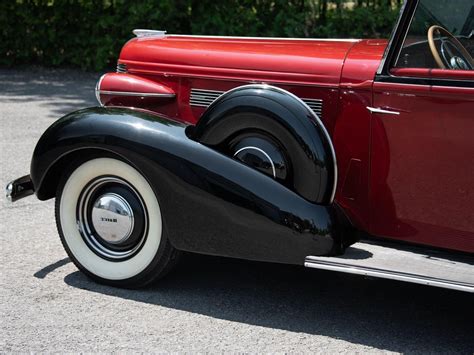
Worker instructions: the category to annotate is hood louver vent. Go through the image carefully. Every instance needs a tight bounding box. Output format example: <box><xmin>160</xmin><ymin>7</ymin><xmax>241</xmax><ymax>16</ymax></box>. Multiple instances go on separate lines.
<box><xmin>189</xmin><ymin>89</ymin><xmax>224</xmax><ymax>107</ymax></box>
<box><xmin>301</xmin><ymin>98</ymin><xmax>323</xmax><ymax>118</ymax></box>
<box><xmin>116</xmin><ymin>63</ymin><xmax>128</xmax><ymax>73</ymax></box>
<box><xmin>190</xmin><ymin>88</ymin><xmax>323</xmax><ymax>118</ymax></box>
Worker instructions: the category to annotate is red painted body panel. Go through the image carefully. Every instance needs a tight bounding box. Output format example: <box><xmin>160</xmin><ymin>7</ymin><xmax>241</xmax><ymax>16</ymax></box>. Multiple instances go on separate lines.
<box><xmin>119</xmin><ymin>36</ymin><xmax>357</xmax><ymax>86</ymax></box>
<box><xmin>114</xmin><ymin>37</ymin><xmax>360</xmax><ymax>127</ymax></box>
<box><xmin>390</xmin><ymin>68</ymin><xmax>431</xmax><ymax>77</ymax></box>
<box><xmin>372</xmin><ymin>81</ymin><xmax>474</xmax><ymax>253</ymax></box>
<box><xmin>99</xmin><ymin>73</ymin><xmax>175</xmax><ymax>95</ymax></box>
<box><xmin>430</xmin><ymin>69</ymin><xmax>474</xmax><ymax>80</ymax></box>
<box><xmin>391</xmin><ymin>68</ymin><xmax>474</xmax><ymax>80</ymax></box>
<box><xmin>98</xmin><ymin>31</ymin><xmax>473</xmax><ymax>253</ymax></box>
<box><xmin>98</xmin><ymin>73</ymin><xmax>176</xmax><ymax>115</ymax></box>
<box><xmin>335</xmin><ymin>39</ymin><xmax>388</xmax><ymax>232</ymax></box>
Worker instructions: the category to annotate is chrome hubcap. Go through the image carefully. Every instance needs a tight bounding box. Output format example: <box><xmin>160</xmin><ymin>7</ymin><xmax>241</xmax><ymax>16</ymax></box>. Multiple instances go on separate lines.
<box><xmin>91</xmin><ymin>193</ymin><xmax>134</xmax><ymax>244</ymax></box>
<box><xmin>233</xmin><ymin>146</ymin><xmax>277</xmax><ymax>178</ymax></box>
<box><xmin>229</xmin><ymin>134</ymin><xmax>289</xmax><ymax>182</ymax></box>
<box><xmin>77</xmin><ymin>176</ymin><xmax>148</xmax><ymax>260</ymax></box>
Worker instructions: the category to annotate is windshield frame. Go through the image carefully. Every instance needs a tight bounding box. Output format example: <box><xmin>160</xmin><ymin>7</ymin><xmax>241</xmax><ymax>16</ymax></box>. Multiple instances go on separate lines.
<box><xmin>375</xmin><ymin>0</ymin><xmax>474</xmax><ymax>87</ymax></box>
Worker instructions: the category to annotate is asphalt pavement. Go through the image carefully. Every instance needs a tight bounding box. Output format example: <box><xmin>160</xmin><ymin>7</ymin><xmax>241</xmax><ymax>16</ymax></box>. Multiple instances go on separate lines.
<box><xmin>1</xmin><ymin>67</ymin><xmax>473</xmax><ymax>353</ymax></box>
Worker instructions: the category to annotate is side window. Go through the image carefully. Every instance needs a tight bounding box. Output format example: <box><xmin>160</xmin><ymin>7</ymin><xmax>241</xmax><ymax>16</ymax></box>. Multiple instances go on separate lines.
<box><xmin>395</xmin><ymin>0</ymin><xmax>473</xmax><ymax>70</ymax></box>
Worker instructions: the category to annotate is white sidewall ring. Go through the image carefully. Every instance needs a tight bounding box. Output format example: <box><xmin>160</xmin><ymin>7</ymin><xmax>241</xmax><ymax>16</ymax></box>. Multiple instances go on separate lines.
<box><xmin>59</xmin><ymin>158</ymin><xmax>162</xmax><ymax>280</ymax></box>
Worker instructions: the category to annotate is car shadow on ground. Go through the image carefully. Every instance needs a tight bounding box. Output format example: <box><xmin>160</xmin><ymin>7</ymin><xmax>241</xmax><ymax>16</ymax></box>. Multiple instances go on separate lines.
<box><xmin>37</xmin><ymin>253</ymin><xmax>474</xmax><ymax>352</ymax></box>
<box><xmin>0</xmin><ymin>68</ymin><xmax>99</xmax><ymax>118</ymax></box>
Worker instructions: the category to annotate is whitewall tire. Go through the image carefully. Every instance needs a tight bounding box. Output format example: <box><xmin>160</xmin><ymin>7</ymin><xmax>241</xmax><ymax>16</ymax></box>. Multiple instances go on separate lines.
<box><xmin>55</xmin><ymin>157</ymin><xmax>179</xmax><ymax>288</ymax></box>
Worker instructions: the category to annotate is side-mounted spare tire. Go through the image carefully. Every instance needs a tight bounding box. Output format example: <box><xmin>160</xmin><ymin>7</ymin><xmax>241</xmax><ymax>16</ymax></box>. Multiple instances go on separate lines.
<box><xmin>190</xmin><ymin>85</ymin><xmax>337</xmax><ymax>205</ymax></box>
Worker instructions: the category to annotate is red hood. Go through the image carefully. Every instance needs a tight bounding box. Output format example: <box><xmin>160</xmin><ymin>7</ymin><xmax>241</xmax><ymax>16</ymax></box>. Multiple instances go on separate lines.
<box><xmin>119</xmin><ymin>35</ymin><xmax>361</xmax><ymax>86</ymax></box>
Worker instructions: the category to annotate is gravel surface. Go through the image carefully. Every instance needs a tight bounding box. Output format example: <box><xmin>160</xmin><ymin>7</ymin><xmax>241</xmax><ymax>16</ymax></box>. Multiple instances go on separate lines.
<box><xmin>1</xmin><ymin>68</ymin><xmax>473</xmax><ymax>353</ymax></box>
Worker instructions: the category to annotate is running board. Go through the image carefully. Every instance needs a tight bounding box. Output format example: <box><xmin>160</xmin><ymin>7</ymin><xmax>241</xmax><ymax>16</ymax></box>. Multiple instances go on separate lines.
<box><xmin>305</xmin><ymin>241</ymin><xmax>474</xmax><ymax>293</ymax></box>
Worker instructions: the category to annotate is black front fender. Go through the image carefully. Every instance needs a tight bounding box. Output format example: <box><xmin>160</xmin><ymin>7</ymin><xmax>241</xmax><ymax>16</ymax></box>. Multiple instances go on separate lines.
<box><xmin>31</xmin><ymin>107</ymin><xmax>353</xmax><ymax>263</ymax></box>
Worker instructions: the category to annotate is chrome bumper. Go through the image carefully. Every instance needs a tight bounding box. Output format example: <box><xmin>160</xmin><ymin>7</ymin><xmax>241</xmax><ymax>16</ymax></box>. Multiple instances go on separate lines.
<box><xmin>5</xmin><ymin>175</ymin><xmax>35</xmax><ymax>202</ymax></box>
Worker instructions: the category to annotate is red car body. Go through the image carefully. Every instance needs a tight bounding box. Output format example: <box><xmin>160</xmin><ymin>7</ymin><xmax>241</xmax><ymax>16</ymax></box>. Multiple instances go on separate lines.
<box><xmin>98</xmin><ymin>32</ymin><xmax>474</xmax><ymax>254</ymax></box>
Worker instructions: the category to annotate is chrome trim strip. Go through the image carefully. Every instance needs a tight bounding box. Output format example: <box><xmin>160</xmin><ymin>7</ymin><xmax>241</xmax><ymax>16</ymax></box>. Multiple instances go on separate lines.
<box><xmin>302</xmin><ymin>98</ymin><xmax>323</xmax><ymax>103</ymax></box>
<box><xmin>304</xmin><ymin>257</ymin><xmax>474</xmax><ymax>293</ymax></box>
<box><xmin>189</xmin><ymin>102</ymin><xmax>213</xmax><ymax>107</ymax></box>
<box><xmin>233</xmin><ymin>146</ymin><xmax>277</xmax><ymax>178</ymax></box>
<box><xmin>95</xmin><ymin>74</ymin><xmax>107</xmax><ymax>107</ymax></box>
<box><xmin>191</xmin><ymin>97</ymin><xmax>222</xmax><ymax>101</ymax></box>
<box><xmin>367</xmin><ymin>107</ymin><xmax>400</xmax><ymax>115</ymax></box>
<box><xmin>191</xmin><ymin>95</ymin><xmax>222</xmax><ymax>99</ymax></box>
<box><xmin>190</xmin><ymin>88</ymin><xmax>226</xmax><ymax>94</ymax></box>
<box><xmin>190</xmin><ymin>96</ymin><xmax>222</xmax><ymax>101</ymax></box>
<box><xmin>206</xmin><ymin>84</ymin><xmax>337</xmax><ymax>204</ymax></box>
<box><xmin>169</xmin><ymin>34</ymin><xmax>360</xmax><ymax>42</ymax></box>
<box><xmin>98</xmin><ymin>90</ymin><xmax>176</xmax><ymax>98</ymax></box>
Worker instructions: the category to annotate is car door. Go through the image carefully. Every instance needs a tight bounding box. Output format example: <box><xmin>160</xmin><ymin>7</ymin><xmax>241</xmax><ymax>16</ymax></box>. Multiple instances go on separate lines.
<box><xmin>369</xmin><ymin>0</ymin><xmax>474</xmax><ymax>253</ymax></box>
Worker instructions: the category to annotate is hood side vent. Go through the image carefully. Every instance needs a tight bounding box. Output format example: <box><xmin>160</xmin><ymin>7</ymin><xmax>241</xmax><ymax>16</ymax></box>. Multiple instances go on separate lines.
<box><xmin>301</xmin><ymin>98</ymin><xmax>323</xmax><ymax>118</ymax></box>
<box><xmin>116</xmin><ymin>63</ymin><xmax>128</xmax><ymax>73</ymax></box>
<box><xmin>190</xmin><ymin>88</ymin><xmax>225</xmax><ymax>108</ymax></box>
<box><xmin>190</xmin><ymin>88</ymin><xmax>323</xmax><ymax>118</ymax></box>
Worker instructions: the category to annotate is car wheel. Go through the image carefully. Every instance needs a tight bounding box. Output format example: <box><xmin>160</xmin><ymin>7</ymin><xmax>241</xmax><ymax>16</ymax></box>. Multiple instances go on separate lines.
<box><xmin>55</xmin><ymin>156</ymin><xmax>180</xmax><ymax>288</ymax></box>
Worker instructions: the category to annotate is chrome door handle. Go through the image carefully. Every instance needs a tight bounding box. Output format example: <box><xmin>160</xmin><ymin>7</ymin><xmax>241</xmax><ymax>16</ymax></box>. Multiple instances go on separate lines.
<box><xmin>367</xmin><ymin>107</ymin><xmax>400</xmax><ymax>115</ymax></box>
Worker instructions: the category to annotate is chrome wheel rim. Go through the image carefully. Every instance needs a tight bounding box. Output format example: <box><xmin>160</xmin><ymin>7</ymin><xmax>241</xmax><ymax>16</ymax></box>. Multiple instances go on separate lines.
<box><xmin>233</xmin><ymin>146</ymin><xmax>277</xmax><ymax>178</ymax></box>
<box><xmin>77</xmin><ymin>176</ymin><xmax>148</xmax><ymax>260</ymax></box>
<box><xmin>229</xmin><ymin>134</ymin><xmax>289</xmax><ymax>182</ymax></box>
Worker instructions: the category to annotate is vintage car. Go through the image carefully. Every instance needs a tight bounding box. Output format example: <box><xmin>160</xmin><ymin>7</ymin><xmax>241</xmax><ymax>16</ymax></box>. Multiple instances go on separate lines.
<box><xmin>6</xmin><ymin>0</ymin><xmax>474</xmax><ymax>291</ymax></box>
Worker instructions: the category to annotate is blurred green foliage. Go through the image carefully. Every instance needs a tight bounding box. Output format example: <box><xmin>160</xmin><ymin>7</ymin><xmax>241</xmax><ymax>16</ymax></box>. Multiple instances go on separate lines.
<box><xmin>0</xmin><ymin>0</ymin><xmax>401</xmax><ymax>71</ymax></box>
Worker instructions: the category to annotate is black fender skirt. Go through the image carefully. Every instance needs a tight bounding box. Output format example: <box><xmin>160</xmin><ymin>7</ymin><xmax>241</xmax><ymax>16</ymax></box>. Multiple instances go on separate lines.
<box><xmin>31</xmin><ymin>108</ymin><xmax>353</xmax><ymax>263</ymax></box>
